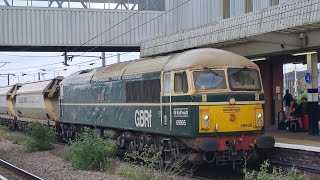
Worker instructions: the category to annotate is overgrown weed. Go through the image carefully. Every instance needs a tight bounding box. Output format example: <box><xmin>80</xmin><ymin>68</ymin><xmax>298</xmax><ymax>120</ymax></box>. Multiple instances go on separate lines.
<box><xmin>26</xmin><ymin>122</ymin><xmax>57</xmax><ymax>152</ymax></box>
<box><xmin>66</xmin><ymin>128</ymin><xmax>115</xmax><ymax>171</ymax></box>
<box><xmin>243</xmin><ymin>160</ymin><xmax>304</xmax><ymax>180</ymax></box>
<box><xmin>116</xmin><ymin>146</ymin><xmax>190</xmax><ymax>180</ymax></box>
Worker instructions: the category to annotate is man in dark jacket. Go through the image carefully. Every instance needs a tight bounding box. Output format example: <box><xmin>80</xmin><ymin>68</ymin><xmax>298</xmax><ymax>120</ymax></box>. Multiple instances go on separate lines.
<box><xmin>283</xmin><ymin>89</ymin><xmax>293</xmax><ymax>107</ymax></box>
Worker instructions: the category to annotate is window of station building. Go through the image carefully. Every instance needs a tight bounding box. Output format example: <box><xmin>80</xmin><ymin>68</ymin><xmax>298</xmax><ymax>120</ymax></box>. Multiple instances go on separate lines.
<box><xmin>126</xmin><ymin>79</ymin><xmax>160</xmax><ymax>103</ymax></box>
<box><xmin>164</xmin><ymin>73</ymin><xmax>171</xmax><ymax>94</ymax></box>
<box><xmin>223</xmin><ymin>0</ymin><xmax>230</xmax><ymax>19</ymax></box>
<box><xmin>245</xmin><ymin>0</ymin><xmax>253</xmax><ymax>13</ymax></box>
<box><xmin>174</xmin><ymin>72</ymin><xmax>188</xmax><ymax>93</ymax></box>
<box><xmin>270</xmin><ymin>0</ymin><xmax>279</xmax><ymax>6</ymax></box>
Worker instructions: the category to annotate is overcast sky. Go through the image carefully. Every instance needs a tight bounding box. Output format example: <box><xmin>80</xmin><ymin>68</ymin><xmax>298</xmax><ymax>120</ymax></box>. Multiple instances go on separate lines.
<box><xmin>0</xmin><ymin>52</ymin><xmax>140</xmax><ymax>86</ymax></box>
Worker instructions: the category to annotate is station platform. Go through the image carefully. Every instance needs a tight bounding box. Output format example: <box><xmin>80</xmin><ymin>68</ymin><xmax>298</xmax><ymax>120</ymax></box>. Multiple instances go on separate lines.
<box><xmin>265</xmin><ymin>126</ymin><xmax>320</xmax><ymax>152</ymax></box>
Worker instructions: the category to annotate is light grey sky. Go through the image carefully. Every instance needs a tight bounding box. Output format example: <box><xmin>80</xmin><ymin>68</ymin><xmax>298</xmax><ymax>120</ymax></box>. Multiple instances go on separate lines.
<box><xmin>0</xmin><ymin>52</ymin><xmax>140</xmax><ymax>86</ymax></box>
<box><xmin>283</xmin><ymin>63</ymin><xmax>307</xmax><ymax>74</ymax></box>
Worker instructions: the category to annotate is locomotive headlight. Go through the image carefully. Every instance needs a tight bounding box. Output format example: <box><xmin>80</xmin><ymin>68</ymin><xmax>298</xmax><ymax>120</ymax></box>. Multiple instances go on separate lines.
<box><xmin>203</xmin><ymin>114</ymin><xmax>209</xmax><ymax>121</ymax></box>
<box><xmin>256</xmin><ymin>113</ymin><xmax>264</xmax><ymax>127</ymax></box>
<box><xmin>257</xmin><ymin>113</ymin><xmax>262</xmax><ymax>119</ymax></box>
<box><xmin>202</xmin><ymin>114</ymin><xmax>210</xmax><ymax>130</ymax></box>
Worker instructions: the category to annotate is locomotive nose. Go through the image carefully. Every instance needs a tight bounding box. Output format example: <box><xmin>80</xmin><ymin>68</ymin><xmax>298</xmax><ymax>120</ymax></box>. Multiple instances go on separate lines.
<box><xmin>199</xmin><ymin>104</ymin><xmax>264</xmax><ymax>133</ymax></box>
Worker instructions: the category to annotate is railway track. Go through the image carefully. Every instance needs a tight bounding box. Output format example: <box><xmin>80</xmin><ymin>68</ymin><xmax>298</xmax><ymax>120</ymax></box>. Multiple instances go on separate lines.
<box><xmin>0</xmin><ymin>159</ymin><xmax>43</xmax><ymax>180</ymax></box>
<box><xmin>270</xmin><ymin>159</ymin><xmax>320</xmax><ymax>174</ymax></box>
<box><xmin>265</xmin><ymin>147</ymin><xmax>320</xmax><ymax>175</ymax></box>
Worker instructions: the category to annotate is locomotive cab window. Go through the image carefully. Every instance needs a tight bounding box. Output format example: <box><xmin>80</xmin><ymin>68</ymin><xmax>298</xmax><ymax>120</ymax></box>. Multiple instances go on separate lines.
<box><xmin>164</xmin><ymin>73</ymin><xmax>171</xmax><ymax>94</ymax></box>
<box><xmin>174</xmin><ymin>71</ymin><xmax>188</xmax><ymax>93</ymax></box>
<box><xmin>193</xmin><ymin>69</ymin><xmax>226</xmax><ymax>90</ymax></box>
<box><xmin>228</xmin><ymin>68</ymin><xmax>261</xmax><ymax>91</ymax></box>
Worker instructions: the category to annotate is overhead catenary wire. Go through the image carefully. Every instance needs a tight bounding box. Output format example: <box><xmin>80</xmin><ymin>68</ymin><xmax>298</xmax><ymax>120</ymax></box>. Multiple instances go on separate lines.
<box><xmin>0</xmin><ymin>53</ymin><xmax>114</xmax><ymax>72</ymax></box>
<box><xmin>0</xmin><ymin>51</ymin><xmax>135</xmax><ymax>75</ymax></box>
<box><xmin>67</xmin><ymin>0</ymin><xmax>160</xmax><ymax>53</ymax></box>
<box><xmin>5</xmin><ymin>52</ymin><xmax>133</xmax><ymax>76</ymax></box>
<box><xmin>0</xmin><ymin>1</ymin><xmax>190</xmax><ymax>85</ymax></box>
<box><xmin>2</xmin><ymin>1</ymin><xmax>188</xmax><ymax>71</ymax></box>
<box><xmin>2</xmin><ymin>0</ymin><xmax>313</xmax><ymax>76</ymax></box>
<box><xmin>40</xmin><ymin>52</ymin><xmax>132</xmax><ymax>72</ymax></box>
<box><xmin>1</xmin><ymin>62</ymin><xmax>63</xmax><ymax>72</ymax></box>
<box><xmin>1</xmin><ymin>1</ymin><xmax>318</xmax><ymax>86</ymax></box>
<box><xmin>76</xmin><ymin>0</ymin><xmax>192</xmax><ymax>57</ymax></box>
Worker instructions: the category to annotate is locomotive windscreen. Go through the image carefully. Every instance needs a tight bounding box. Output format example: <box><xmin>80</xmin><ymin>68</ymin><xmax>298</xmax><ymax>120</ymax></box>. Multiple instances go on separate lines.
<box><xmin>228</xmin><ymin>68</ymin><xmax>261</xmax><ymax>91</ymax></box>
<box><xmin>193</xmin><ymin>70</ymin><xmax>226</xmax><ymax>90</ymax></box>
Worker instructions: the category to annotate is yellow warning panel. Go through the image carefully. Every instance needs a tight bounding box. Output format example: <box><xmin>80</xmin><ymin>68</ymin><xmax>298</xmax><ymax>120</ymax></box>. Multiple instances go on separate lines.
<box><xmin>199</xmin><ymin>104</ymin><xmax>263</xmax><ymax>133</ymax></box>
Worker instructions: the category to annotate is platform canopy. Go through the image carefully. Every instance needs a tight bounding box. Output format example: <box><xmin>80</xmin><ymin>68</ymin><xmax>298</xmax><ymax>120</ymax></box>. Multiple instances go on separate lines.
<box><xmin>141</xmin><ymin>0</ymin><xmax>320</xmax><ymax>59</ymax></box>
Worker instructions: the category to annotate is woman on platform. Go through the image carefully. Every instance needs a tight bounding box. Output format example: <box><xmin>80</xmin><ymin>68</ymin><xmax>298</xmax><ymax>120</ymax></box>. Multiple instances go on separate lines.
<box><xmin>285</xmin><ymin>99</ymin><xmax>303</xmax><ymax>131</ymax></box>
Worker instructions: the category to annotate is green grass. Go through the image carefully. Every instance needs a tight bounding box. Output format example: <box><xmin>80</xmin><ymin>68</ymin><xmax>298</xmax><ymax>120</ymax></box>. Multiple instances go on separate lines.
<box><xmin>116</xmin><ymin>164</ymin><xmax>153</xmax><ymax>180</ymax></box>
<box><xmin>0</xmin><ymin>125</ymin><xmax>9</xmax><ymax>140</ymax></box>
<box><xmin>6</xmin><ymin>133</ymin><xmax>28</xmax><ymax>145</ymax></box>
<box><xmin>66</xmin><ymin>128</ymin><xmax>115</xmax><ymax>171</ymax></box>
<box><xmin>0</xmin><ymin>125</ymin><xmax>27</xmax><ymax>145</ymax></box>
<box><xmin>25</xmin><ymin>122</ymin><xmax>57</xmax><ymax>152</ymax></box>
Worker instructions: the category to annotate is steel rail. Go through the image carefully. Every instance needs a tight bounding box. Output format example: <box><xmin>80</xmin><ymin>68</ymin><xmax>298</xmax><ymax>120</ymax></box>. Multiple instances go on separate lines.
<box><xmin>270</xmin><ymin>159</ymin><xmax>320</xmax><ymax>174</ymax></box>
<box><xmin>0</xmin><ymin>174</ymin><xmax>8</xmax><ymax>180</ymax></box>
<box><xmin>191</xmin><ymin>176</ymin><xmax>213</xmax><ymax>180</ymax></box>
<box><xmin>0</xmin><ymin>159</ymin><xmax>43</xmax><ymax>180</ymax></box>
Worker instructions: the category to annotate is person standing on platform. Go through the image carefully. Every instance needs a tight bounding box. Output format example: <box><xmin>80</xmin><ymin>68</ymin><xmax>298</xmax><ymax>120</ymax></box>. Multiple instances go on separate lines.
<box><xmin>283</xmin><ymin>89</ymin><xmax>293</xmax><ymax>108</ymax></box>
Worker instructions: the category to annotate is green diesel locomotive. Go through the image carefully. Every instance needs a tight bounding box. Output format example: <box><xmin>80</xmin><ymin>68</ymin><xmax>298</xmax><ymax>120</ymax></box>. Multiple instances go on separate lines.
<box><xmin>58</xmin><ymin>48</ymin><xmax>275</xmax><ymax>167</ymax></box>
<box><xmin>0</xmin><ymin>48</ymin><xmax>274</xmax><ymax>168</ymax></box>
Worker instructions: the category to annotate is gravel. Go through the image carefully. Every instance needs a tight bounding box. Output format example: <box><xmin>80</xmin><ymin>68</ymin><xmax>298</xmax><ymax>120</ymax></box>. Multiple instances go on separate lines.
<box><xmin>0</xmin><ymin>140</ymin><xmax>124</xmax><ymax>180</ymax></box>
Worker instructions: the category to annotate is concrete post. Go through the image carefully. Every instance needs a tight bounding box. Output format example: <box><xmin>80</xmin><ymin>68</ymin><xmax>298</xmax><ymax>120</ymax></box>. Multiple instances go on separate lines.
<box><xmin>117</xmin><ymin>53</ymin><xmax>120</xmax><ymax>63</ymax></box>
<box><xmin>102</xmin><ymin>52</ymin><xmax>106</xmax><ymax>67</ymax></box>
<box><xmin>306</xmin><ymin>53</ymin><xmax>319</xmax><ymax>135</ymax></box>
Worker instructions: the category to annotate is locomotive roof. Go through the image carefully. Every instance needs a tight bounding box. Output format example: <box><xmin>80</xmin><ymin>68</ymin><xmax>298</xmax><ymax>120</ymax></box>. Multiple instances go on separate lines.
<box><xmin>0</xmin><ymin>86</ymin><xmax>12</xmax><ymax>96</ymax></box>
<box><xmin>63</xmin><ymin>48</ymin><xmax>258</xmax><ymax>85</ymax></box>
<box><xmin>163</xmin><ymin>48</ymin><xmax>258</xmax><ymax>71</ymax></box>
